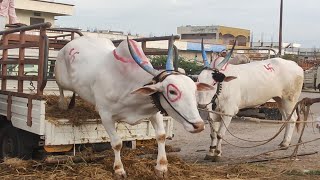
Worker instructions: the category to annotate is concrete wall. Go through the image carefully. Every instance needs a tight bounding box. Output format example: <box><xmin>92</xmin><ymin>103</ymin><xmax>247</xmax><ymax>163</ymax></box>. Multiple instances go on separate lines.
<box><xmin>15</xmin><ymin>0</ymin><xmax>73</xmax><ymax>16</ymax></box>
<box><xmin>177</xmin><ymin>25</ymin><xmax>251</xmax><ymax>47</ymax></box>
<box><xmin>16</xmin><ymin>10</ymin><xmax>55</xmax><ymax>25</ymax></box>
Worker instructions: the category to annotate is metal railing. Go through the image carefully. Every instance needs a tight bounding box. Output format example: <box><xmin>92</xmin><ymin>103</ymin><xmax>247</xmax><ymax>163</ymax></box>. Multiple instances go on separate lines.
<box><xmin>0</xmin><ymin>23</ymin><xmax>82</xmax><ymax>97</ymax></box>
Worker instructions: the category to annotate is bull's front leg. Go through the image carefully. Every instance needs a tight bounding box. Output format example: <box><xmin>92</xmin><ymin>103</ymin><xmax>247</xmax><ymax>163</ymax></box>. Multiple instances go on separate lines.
<box><xmin>150</xmin><ymin>112</ymin><xmax>168</xmax><ymax>178</ymax></box>
<box><xmin>204</xmin><ymin>113</ymin><xmax>221</xmax><ymax>160</ymax></box>
<box><xmin>100</xmin><ymin>112</ymin><xmax>126</xmax><ymax>178</ymax></box>
<box><xmin>214</xmin><ymin>115</ymin><xmax>233</xmax><ymax>161</ymax></box>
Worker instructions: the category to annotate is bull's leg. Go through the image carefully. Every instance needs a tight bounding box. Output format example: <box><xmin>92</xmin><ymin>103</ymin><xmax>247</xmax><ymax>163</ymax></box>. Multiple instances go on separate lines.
<box><xmin>99</xmin><ymin>112</ymin><xmax>126</xmax><ymax>178</ymax></box>
<box><xmin>204</xmin><ymin>113</ymin><xmax>221</xmax><ymax>160</ymax></box>
<box><xmin>58</xmin><ymin>86</ymin><xmax>68</xmax><ymax>110</ymax></box>
<box><xmin>150</xmin><ymin>112</ymin><xmax>168</xmax><ymax>178</ymax></box>
<box><xmin>279</xmin><ymin>101</ymin><xmax>298</xmax><ymax>148</ymax></box>
<box><xmin>214</xmin><ymin>115</ymin><xmax>233</xmax><ymax>161</ymax></box>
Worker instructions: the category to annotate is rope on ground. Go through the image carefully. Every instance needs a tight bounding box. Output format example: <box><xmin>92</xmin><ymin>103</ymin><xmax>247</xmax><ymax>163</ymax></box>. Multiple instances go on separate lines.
<box><xmin>238</xmin><ymin>117</ymin><xmax>316</xmax><ymax>124</ymax></box>
<box><xmin>198</xmin><ymin>97</ymin><xmax>320</xmax><ymax>148</ymax></box>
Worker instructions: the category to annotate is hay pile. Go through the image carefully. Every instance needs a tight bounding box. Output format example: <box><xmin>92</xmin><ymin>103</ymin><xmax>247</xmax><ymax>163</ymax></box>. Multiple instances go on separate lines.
<box><xmin>45</xmin><ymin>95</ymin><xmax>100</xmax><ymax>126</ymax></box>
<box><xmin>0</xmin><ymin>144</ymin><xmax>313</xmax><ymax>180</ymax></box>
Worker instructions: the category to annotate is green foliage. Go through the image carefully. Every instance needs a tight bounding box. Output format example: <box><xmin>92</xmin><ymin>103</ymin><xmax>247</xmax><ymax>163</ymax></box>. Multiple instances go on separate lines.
<box><xmin>149</xmin><ymin>55</ymin><xmax>203</xmax><ymax>75</ymax></box>
<box><xmin>281</xmin><ymin>54</ymin><xmax>299</xmax><ymax>62</ymax></box>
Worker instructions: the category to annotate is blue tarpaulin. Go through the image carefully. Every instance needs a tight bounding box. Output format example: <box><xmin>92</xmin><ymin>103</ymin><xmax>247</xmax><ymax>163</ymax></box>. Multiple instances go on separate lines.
<box><xmin>187</xmin><ymin>42</ymin><xmax>226</xmax><ymax>53</ymax></box>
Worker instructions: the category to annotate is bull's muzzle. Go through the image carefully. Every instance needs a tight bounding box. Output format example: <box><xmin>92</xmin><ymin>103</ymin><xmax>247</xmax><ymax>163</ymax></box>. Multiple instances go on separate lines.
<box><xmin>198</xmin><ymin>104</ymin><xmax>208</xmax><ymax>109</ymax></box>
<box><xmin>190</xmin><ymin>121</ymin><xmax>205</xmax><ymax>133</ymax></box>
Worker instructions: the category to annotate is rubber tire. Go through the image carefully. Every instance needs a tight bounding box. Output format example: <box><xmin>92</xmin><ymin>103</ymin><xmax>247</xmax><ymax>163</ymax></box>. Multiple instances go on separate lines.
<box><xmin>0</xmin><ymin>126</ymin><xmax>34</xmax><ymax>159</ymax></box>
<box><xmin>263</xmin><ymin>108</ymin><xmax>282</xmax><ymax>120</ymax></box>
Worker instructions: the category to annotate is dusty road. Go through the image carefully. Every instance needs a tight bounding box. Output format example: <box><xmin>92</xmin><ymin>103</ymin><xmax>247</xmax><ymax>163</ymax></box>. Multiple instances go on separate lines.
<box><xmin>167</xmin><ymin>92</ymin><xmax>320</xmax><ymax>167</ymax></box>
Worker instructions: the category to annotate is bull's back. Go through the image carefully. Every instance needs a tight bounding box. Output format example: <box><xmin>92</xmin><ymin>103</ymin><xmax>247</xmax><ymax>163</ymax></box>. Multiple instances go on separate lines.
<box><xmin>228</xmin><ymin>58</ymin><xmax>303</xmax><ymax>108</ymax></box>
<box><xmin>55</xmin><ymin>37</ymin><xmax>116</xmax><ymax>102</ymax></box>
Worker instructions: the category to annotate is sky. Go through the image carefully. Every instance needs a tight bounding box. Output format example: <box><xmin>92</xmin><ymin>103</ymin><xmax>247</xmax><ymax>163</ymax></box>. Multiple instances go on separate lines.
<box><xmin>55</xmin><ymin>0</ymin><xmax>320</xmax><ymax>48</ymax></box>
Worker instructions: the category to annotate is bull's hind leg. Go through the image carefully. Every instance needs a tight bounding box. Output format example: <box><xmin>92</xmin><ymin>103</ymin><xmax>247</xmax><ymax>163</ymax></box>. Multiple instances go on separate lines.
<box><xmin>204</xmin><ymin>113</ymin><xmax>221</xmax><ymax>160</ymax></box>
<box><xmin>58</xmin><ymin>86</ymin><xmax>68</xmax><ymax>110</ymax></box>
<box><xmin>150</xmin><ymin>112</ymin><xmax>168</xmax><ymax>178</ymax></box>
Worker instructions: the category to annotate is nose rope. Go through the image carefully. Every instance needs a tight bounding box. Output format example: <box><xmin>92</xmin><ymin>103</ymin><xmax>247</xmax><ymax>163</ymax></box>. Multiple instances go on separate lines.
<box><xmin>199</xmin><ymin>81</ymin><xmax>222</xmax><ymax>110</ymax></box>
<box><xmin>160</xmin><ymin>93</ymin><xmax>197</xmax><ymax>127</ymax></box>
<box><xmin>147</xmin><ymin>72</ymin><xmax>201</xmax><ymax>128</ymax></box>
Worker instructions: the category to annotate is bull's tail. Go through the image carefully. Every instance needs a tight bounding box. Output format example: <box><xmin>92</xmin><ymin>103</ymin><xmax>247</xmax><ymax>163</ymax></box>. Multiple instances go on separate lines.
<box><xmin>295</xmin><ymin>107</ymin><xmax>302</xmax><ymax>133</ymax></box>
<box><xmin>68</xmin><ymin>92</ymin><xmax>76</xmax><ymax>109</ymax></box>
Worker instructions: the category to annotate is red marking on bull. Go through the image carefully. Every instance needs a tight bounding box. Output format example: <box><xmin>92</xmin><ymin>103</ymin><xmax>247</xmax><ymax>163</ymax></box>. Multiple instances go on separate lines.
<box><xmin>69</xmin><ymin>48</ymin><xmax>79</xmax><ymax>63</ymax></box>
<box><xmin>167</xmin><ymin>84</ymin><xmax>182</xmax><ymax>102</ymax></box>
<box><xmin>264</xmin><ymin>63</ymin><xmax>274</xmax><ymax>72</ymax></box>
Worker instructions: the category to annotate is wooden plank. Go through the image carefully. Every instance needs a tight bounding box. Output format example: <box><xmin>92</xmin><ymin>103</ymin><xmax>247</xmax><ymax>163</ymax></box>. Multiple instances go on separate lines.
<box><xmin>18</xmin><ymin>32</ymin><xmax>26</xmax><ymax>92</ymax></box>
<box><xmin>0</xmin><ymin>42</ymin><xmax>39</xmax><ymax>50</ymax></box>
<box><xmin>6</xmin><ymin>34</ymin><xmax>40</xmax><ymax>42</ymax></box>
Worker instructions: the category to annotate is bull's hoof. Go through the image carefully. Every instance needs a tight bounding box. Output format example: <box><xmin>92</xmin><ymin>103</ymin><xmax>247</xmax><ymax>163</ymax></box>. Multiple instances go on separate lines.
<box><xmin>279</xmin><ymin>145</ymin><xmax>289</xmax><ymax>150</ymax></box>
<box><xmin>212</xmin><ymin>156</ymin><xmax>223</xmax><ymax>162</ymax></box>
<box><xmin>279</xmin><ymin>142</ymin><xmax>290</xmax><ymax>150</ymax></box>
<box><xmin>58</xmin><ymin>101</ymin><xmax>68</xmax><ymax>111</ymax></box>
<box><xmin>204</xmin><ymin>154</ymin><xmax>214</xmax><ymax>160</ymax></box>
<box><xmin>114</xmin><ymin>170</ymin><xmax>127</xmax><ymax>179</ymax></box>
<box><xmin>154</xmin><ymin>167</ymin><xmax>168</xmax><ymax>179</ymax></box>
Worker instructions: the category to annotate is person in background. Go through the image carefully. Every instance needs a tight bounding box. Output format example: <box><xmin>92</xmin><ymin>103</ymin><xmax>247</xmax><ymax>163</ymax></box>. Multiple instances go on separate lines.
<box><xmin>0</xmin><ymin>0</ymin><xmax>20</xmax><ymax>31</ymax></box>
<box><xmin>219</xmin><ymin>49</ymin><xmax>227</xmax><ymax>58</ymax></box>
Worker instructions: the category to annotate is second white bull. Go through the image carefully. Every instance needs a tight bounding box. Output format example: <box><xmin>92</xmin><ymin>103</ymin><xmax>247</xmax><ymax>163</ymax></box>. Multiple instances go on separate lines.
<box><xmin>197</xmin><ymin>41</ymin><xmax>304</xmax><ymax>160</ymax></box>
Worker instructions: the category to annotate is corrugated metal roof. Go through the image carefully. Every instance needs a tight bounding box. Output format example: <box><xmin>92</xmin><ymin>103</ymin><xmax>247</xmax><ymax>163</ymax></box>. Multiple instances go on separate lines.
<box><xmin>187</xmin><ymin>42</ymin><xmax>226</xmax><ymax>52</ymax></box>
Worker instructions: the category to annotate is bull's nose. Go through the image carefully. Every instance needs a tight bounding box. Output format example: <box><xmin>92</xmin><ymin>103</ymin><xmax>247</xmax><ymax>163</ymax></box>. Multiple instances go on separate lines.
<box><xmin>198</xmin><ymin>104</ymin><xmax>207</xmax><ymax>109</ymax></box>
<box><xmin>191</xmin><ymin>121</ymin><xmax>205</xmax><ymax>133</ymax></box>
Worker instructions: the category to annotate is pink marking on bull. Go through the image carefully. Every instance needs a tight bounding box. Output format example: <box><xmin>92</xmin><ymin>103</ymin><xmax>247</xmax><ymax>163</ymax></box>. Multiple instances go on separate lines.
<box><xmin>113</xmin><ymin>50</ymin><xmax>135</xmax><ymax>63</ymax></box>
<box><xmin>70</xmin><ymin>50</ymin><xmax>80</xmax><ymax>63</ymax></box>
<box><xmin>113</xmin><ymin>40</ymin><xmax>149</xmax><ymax>65</ymax></box>
<box><xmin>129</xmin><ymin>40</ymin><xmax>149</xmax><ymax>65</ymax></box>
<box><xmin>220</xmin><ymin>63</ymin><xmax>229</xmax><ymax>71</ymax></box>
<box><xmin>213</xmin><ymin>57</ymin><xmax>229</xmax><ymax>72</ymax></box>
<box><xmin>167</xmin><ymin>84</ymin><xmax>182</xmax><ymax>102</ymax></box>
<box><xmin>264</xmin><ymin>63</ymin><xmax>274</xmax><ymax>72</ymax></box>
<box><xmin>69</xmin><ymin>48</ymin><xmax>75</xmax><ymax>55</ymax></box>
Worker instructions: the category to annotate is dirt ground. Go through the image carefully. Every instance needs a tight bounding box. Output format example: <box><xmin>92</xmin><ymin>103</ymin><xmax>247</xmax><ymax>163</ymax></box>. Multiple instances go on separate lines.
<box><xmin>166</xmin><ymin>92</ymin><xmax>320</xmax><ymax>176</ymax></box>
<box><xmin>0</xmin><ymin>92</ymin><xmax>319</xmax><ymax>179</ymax></box>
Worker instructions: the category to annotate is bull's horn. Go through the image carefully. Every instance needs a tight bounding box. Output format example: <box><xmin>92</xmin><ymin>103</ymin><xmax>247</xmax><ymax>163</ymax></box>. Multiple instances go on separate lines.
<box><xmin>216</xmin><ymin>40</ymin><xmax>237</xmax><ymax>70</ymax></box>
<box><xmin>166</xmin><ymin>35</ymin><xmax>175</xmax><ymax>72</ymax></box>
<box><xmin>201</xmin><ymin>38</ymin><xmax>210</xmax><ymax>68</ymax></box>
<box><xmin>173</xmin><ymin>44</ymin><xmax>179</xmax><ymax>72</ymax></box>
<box><xmin>127</xmin><ymin>37</ymin><xmax>160</xmax><ymax>76</ymax></box>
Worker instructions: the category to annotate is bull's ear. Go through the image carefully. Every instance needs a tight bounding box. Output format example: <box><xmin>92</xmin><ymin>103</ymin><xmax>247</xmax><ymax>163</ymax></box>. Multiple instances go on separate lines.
<box><xmin>224</xmin><ymin>76</ymin><xmax>237</xmax><ymax>82</ymax></box>
<box><xmin>196</xmin><ymin>82</ymin><xmax>214</xmax><ymax>91</ymax></box>
<box><xmin>131</xmin><ymin>84</ymin><xmax>162</xmax><ymax>96</ymax></box>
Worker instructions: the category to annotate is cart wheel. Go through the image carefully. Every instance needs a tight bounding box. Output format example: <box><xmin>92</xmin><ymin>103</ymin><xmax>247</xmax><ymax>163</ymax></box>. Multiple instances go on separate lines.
<box><xmin>0</xmin><ymin>126</ymin><xmax>33</xmax><ymax>159</ymax></box>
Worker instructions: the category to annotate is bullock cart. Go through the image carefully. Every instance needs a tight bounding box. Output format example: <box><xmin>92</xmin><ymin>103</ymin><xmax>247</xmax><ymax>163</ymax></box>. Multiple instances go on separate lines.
<box><xmin>0</xmin><ymin>23</ymin><xmax>175</xmax><ymax>159</ymax></box>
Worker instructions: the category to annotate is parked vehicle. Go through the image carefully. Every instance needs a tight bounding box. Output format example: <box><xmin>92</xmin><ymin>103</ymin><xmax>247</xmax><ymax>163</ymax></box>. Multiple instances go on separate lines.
<box><xmin>315</xmin><ymin>66</ymin><xmax>320</xmax><ymax>91</ymax></box>
<box><xmin>0</xmin><ymin>23</ymin><xmax>174</xmax><ymax>159</ymax></box>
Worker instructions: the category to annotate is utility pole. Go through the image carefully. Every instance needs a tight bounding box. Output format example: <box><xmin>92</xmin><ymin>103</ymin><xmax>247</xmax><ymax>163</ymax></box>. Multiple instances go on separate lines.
<box><xmin>278</xmin><ymin>0</ymin><xmax>283</xmax><ymax>56</ymax></box>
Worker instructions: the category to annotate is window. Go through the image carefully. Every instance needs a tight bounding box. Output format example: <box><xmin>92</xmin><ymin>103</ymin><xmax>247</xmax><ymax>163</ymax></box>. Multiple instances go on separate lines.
<box><xmin>34</xmin><ymin>12</ymin><xmax>41</xmax><ymax>17</ymax></box>
<box><xmin>30</xmin><ymin>17</ymin><xmax>45</xmax><ymax>25</ymax></box>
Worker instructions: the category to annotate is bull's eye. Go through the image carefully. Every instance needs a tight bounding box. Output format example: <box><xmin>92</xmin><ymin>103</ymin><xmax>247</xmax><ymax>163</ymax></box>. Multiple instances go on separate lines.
<box><xmin>167</xmin><ymin>84</ymin><xmax>182</xmax><ymax>102</ymax></box>
<box><xmin>169</xmin><ymin>90</ymin><xmax>177</xmax><ymax>95</ymax></box>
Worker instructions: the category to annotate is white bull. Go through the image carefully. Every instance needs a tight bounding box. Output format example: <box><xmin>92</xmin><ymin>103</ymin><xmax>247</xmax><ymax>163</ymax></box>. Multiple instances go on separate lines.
<box><xmin>55</xmin><ymin>36</ymin><xmax>213</xmax><ymax>178</ymax></box>
<box><xmin>197</xmin><ymin>41</ymin><xmax>304</xmax><ymax>160</ymax></box>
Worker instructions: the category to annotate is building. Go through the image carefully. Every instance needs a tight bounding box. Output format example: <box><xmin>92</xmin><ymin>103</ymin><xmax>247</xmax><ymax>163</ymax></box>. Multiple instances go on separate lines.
<box><xmin>177</xmin><ymin>25</ymin><xmax>251</xmax><ymax>48</ymax></box>
<box><xmin>15</xmin><ymin>0</ymin><xmax>73</xmax><ymax>26</ymax></box>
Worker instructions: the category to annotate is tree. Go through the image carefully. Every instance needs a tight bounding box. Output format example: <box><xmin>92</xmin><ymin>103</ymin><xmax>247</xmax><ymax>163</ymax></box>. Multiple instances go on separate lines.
<box><xmin>281</xmin><ymin>54</ymin><xmax>299</xmax><ymax>62</ymax></box>
<box><xmin>149</xmin><ymin>55</ymin><xmax>203</xmax><ymax>75</ymax></box>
